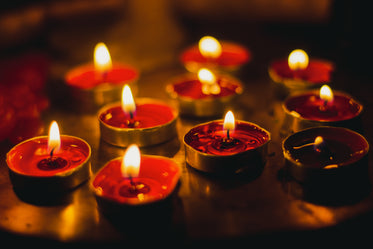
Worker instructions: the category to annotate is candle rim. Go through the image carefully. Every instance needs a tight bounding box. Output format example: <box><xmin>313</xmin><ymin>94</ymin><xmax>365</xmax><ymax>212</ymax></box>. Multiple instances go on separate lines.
<box><xmin>6</xmin><ymin>135</ymin><xmax>91</xmax><ymax>178</ymax></box>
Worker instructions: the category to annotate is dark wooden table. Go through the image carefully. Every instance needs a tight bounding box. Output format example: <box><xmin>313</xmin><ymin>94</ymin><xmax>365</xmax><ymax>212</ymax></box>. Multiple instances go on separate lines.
<box><xmin>1</xmin><ymin>1</ymin><xmax>373</xmax><ymax>246</ymax></box>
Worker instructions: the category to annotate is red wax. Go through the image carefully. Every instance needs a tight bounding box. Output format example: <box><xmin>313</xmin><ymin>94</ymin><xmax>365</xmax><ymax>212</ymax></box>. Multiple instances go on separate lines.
<box><xmin>92</xmin><ymin>155</ymin><xmax>181</xmax><ymax>205</ymax></box>
<box><xmin>269</xmin><ymin>59</ymin><xmax>334</xmax><ymax>85</ymax></box>
<box><xmin>283</xmin><ymin>127</ymin><xmax>369</xmax><ymax>169</ymax></box>
<box><xmin>99</xmin><ymin>102</ymin><xmax>176</xmax><ymax>128</ymax></box>
<box><xmin>180</xmin><ymin>42</ymin><xmax>251</xmax><ymax>68</ymax></box>
<box><xmin>284</xmin><ymin>91</ymin><xmax>362</xmax><ymax>122</ymax></box>
<box><xmin>171</xmin><ymin>77</ymin><xmax>241</xmax><ymax>99</ymax></box>
<box><xmin>6</xmin><ymin>135</ymin><xmax>91</xmax><ymax>177</ymax></box>
<box><xmin>65</xmin><ymin>63</ymin><xmax>138</xmax><ymax>89</ymax></box>
<box><xmin>184</xmin><ymin>120</ymin><xmax>270</xmax><ymax>156</ymax></box>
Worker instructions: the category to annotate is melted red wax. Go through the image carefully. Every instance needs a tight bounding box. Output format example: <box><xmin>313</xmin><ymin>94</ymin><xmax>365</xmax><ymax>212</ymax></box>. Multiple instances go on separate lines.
<box><xmin>180</xmin><ymin>42</ymin><xmax>250</xmax><ymax>67</ymax></box>
<box><xmin>92</xmin><ymin>156</ymin><xmax>180</xmax><ymax>205</ymax></box>
<box><xmin>99</xmin><ymin>103</ymin><xmax>175</xmax><ymax>128</ymax></box>
<box><xmin>269</xmin><ymin>59</ymin><xmax>334</xmax><ymax>84</ymax></box>
<box><xmin>6</xmin><ymin>136</ymin><xmax>90</xmax><ymax>177</ymax></box>
<box><xmin>283</xmin><ymin>127</ymin><xmax>368</xmax><ymax>168</ymax></box>
<box><xmin>171</xmin><ymin>78</ymin><xmax>240</xmax><ymax>99</ymax></box>
<box><xmin>184</xmin><ymin>121</ymin><xmax>270</xmax><ymax>156</ymax></box>
<box><xmin>65</xmin><ymin>63</ymin><xmax>138</xmax><ymax>89</ymax></box>
<box><xmin>284</xmin><ymin>92</ymin><xmax>362</xmax><ymax>122</ymax></box>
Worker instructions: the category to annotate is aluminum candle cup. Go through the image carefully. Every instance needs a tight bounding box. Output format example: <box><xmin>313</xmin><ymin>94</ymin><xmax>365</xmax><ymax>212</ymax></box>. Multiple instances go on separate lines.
<box><xmin>282</xmin><ymin>126</ymin><xmax>369</xmax><ymax>184</ymax></box>
<box><xmin>166</xmin><ymin>72</ymin><xmax>243</xmax><ymax>117</ymax></box>
<box><xmin>6</xmin><ymin>135</ymin><xmax>91</xmax><ymax>194</ymax></box>
<box><xmin>184</xmin><ymin>119</ymin><xmax>270</xmax><ymax>174</ymax></box>
<box><xmin>98</xmin><ymin>98</ymin><xmax>178</xmax><ymax>147</ymax></box>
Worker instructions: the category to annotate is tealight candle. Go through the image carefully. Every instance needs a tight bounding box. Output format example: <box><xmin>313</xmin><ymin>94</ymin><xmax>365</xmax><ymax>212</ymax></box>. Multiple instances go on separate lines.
<box><xmin>180</xmin><ymin>36</ymin><xmax>251</xmax><ymax>72</ymax></box>
<box><xmin>65</xmin><ymin>42</ymin><xmax>139</xmax><ymax>112</ymax></box>
<box><xmin>6</xmin><ymin>121</ymin><xmax>91</xmax><ymax>194</ymax></box>
<box><xmin>166</xmin><ymin>68</ymin><xmax>243</xmax><ymax>117</ymax></box>
<box><xmin>268</xmin><ymin>49</ymin><xmax>334</xmax><ymax>91</ymax></box>
<box><xmin>184</xmin><ymin>111</ymin><xmax>270</xmax><ymax>174</ymax></box>
<box><xmin>282</xmin><ymin>126</ymin><xmax>369</xmax><ymax>184</ymax></box>
<box><xmin>282</xmin><ymin>84</ymin><xmax>363</xmax><ymax>133</ymax></box>
<box><xmin>98</xmin><ymin>85</ymin><xmax>178</xmax><ymax>147</ymax></box>
<box><xmin>91</xmin><ymin>144</ymin><xmax>181</xmax><ymax>211</ymax></box>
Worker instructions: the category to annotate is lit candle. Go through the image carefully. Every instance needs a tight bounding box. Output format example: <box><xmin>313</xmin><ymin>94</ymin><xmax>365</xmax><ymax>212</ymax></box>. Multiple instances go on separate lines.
<box><xmin>166</xmin><ymin>69</ymin><xmax>243</xmax><ymax>117</ymax></box>
<box><xmin>64</xmin><ymin>42</ymin><xmax>138</xmax><ymax>112</ymax></box>
<box><xmin>184</xmin><ymin>111</ymin><xmax>270</xmax><ymax>174</ymax></box>
<box><xmin>98</xmin><ymin>85</ymin><xmax>178</xmax><ymax>147</ymax></box>
<box><xmin>268</xmin><ymin>49</ymin><xmax>334</xmax><ymax>91</ymax></box>
<box><xmin>6</xmin><ymin>121</ymin><xmax>91</xmax><ymax>194</ymax></box>
<box><xmin>91</xmin><ymin>144</ymin><xmax>181</xmax><ymax>208</ymax></box>
<box><xmin>180</xmin><ymin>36</ymin><xmax>251</xmax><ymax>72</ymax></box>
<box><xmin>282</xmin><ymin>84</ymin><xmax>363</xmax><ymax>133</ymax></box>
<box><xmin>283</xmin><ymin>126</ymin><xmax>369</xmax><ymax>183</ymax></box>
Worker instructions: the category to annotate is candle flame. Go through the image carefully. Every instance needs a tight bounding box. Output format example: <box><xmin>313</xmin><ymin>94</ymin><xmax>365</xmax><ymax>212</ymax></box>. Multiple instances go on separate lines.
<box><xmin>313</xmin><ymin>136</ymin><xmax>324</xmax><ymax>152</ymax></box>
<box><xmin>198</xmin><ymin>68</ymin><xmax>221</xmax><ymax>95</ymax></box>
<box><xmin>319</xmin><ymin>85</ymin><xmax>334</xmax><ymax>103</ymax></box>
<box><xmin>223</xmin><ymin>110</ymin><xmax>235</xmax><ymax>131</ymax></box>
<box><xmin>288</xmin><ymin>49</ymin><xmax>309</xmax><ymax>70</ymax></box>
<box><xmin>48</xmin><ymin>121</ymin><xmax>61</xmax><ymax>155</ymax></box>
<box><xmin>94</xmin><ymin>42</ymin><xmax>112</xmax><ymax>73</ymax></box>
<box><xmin>198</xmin><ymin>36</ymin><xmax>222</xmax><ymax>59</ymax></box>
<box><xmin>122</xmin><ymin>144</ymin><xmax>141</xmax><ymax>178</ymax></box>
<box><xmin>121</xmin><ymin>84</ymin><xmax>136</xmax><ymax>114</ymax></box>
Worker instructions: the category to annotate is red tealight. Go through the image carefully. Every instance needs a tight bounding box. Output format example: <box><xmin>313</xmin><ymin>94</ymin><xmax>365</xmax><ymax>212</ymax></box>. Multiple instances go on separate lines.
<box><xmin>180</xmin><ymin>41</ymin><xmax>251</xmax><ymax>72</ymax></box>
<box><xmin>6</xmin><ymin>135</ymin><xmax>91</xmax><ymax>193</ymax></box>
<box><xmin>98</xmin><ymin>98</ymin><xmax>178</xmax><ymax>147</ymax></box>
<box><xmin>91</xmin><ymin>155</ymin><xmax>181</xmax><ymax>206</ymax></box>
<box><xmin>166</xmin><ymin>72</ymin><xmax>243</xmax><ymax>117</ymax></box>
<box><xmin>282</xmin><ymin>88</ymin><xmax>363</xmax><ymax>133</ymax></box>
<box><xmin>268</xmin><ymin>49</ymin><xmax>334</xmax><ymax>92</ymax></box>
<box><xmin>184</xmin><ymin>118</ymin><xmax>270</xmax><ymax>174</ymax></box>
<box><xmin>64</xmin><ymin>43</ymin><xmax>139</xmax><ymax>112</ymax></box>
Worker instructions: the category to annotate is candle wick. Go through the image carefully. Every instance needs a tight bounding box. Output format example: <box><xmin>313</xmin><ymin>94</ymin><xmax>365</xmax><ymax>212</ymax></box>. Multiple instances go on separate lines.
<box><xmin>129</xmin><ymin>111</ymin><xmax>134</xmax><ymax>120</ymax></box>
<box><xmin>50</xmin><ymin>147</ymin><xmax>55</xmax><ymax>158</ymax></box>
<box><xmin>227</xmin><ymin>129</ymin><xmax>230</xmax><ymax>140</ymax></box>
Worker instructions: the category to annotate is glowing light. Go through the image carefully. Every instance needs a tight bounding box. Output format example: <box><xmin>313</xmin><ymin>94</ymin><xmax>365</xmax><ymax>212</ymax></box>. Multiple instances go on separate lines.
<box><xmin>288</xmin><ymin>49</ymin><xmax>309</xmax><ymax>70</ymax></box>
<box><xmin>121</xmin><ymin>85</ymin><xmax>136</xmax><ymax>114</ymax></box>
<box><xmin>48</xmin><ymin>121</ymin><xmax>61</xmax><ymax>154</ymax></box>
<box><xmin>223</xmin><ymin>111</ymin><xmax>235</xmax><ymax>131</ymax></box>
<box><xmin>121</xmin><ymin>144</ymin><xmax>141</xmax><ymax>178</ymax></box>
<box><xmin>319</xmin><ymin>85</ymin><xmax>334</xmax><ymax>103</ymax></box>
<box><xmin>198</xmin><ymin>68</ymin><xmax>221</xmax><ymax>95</ymax></box>
<box><xmin>94</xmin><ymin>42</ymin><xmax>112</xmax><ymax>73</ymax></box>
<box><xmin>198</xmin><ymin>36</ymin><xmax>222</xmax><ymax>59</ymax></box>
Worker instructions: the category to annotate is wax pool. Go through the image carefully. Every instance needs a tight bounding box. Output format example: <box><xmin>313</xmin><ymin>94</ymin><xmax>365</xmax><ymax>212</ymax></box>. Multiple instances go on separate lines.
<box><xmin>171</xmin><ymin>77</ymin><xmax>241</xmax><ymax>99</ymax></box>
<box><xmin>269</xmin><ymin>59</ymin><xmax>334</xmax><ymax>85</ymax></box>
<box><xmin>180</xmin><ymin>42</ymin><xmax>251</xmax><ymax>71</ymax></box>
<box><xmin>6</xmin><ymin>135</ymin><xmax>90</xmax><ymax>177</ymax></box>
<box><xmin>99</xmin><ymin>103</ymin><xmax>176</xmax><ymax>128</ymax></box>
<box><xmin>92</xmin><ymin>156</ymin><xmax>181</xmax><ymax>205</ymax></box>
<box><xmin>65</xmin><ymin>63</ymin><xmax>138</xmax><ymax>89</ymax></box>
<box><xmin>284</xmin><ymin>91</ymin><xmax>362</xmax><ymax>122</ymax></box>
<box><xmin>184</xmin><ymin>121</ymin><xmax>270</xmax><ymax>156</ymax></box>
